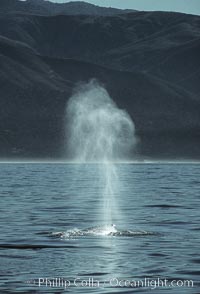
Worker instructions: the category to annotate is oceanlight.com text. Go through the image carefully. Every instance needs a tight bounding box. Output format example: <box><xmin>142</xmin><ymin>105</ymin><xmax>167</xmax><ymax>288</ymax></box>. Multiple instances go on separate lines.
<box><xmin>27</xmin><ymin>277</ymin><xmax>194</xmax><ymax>290</ymax></box>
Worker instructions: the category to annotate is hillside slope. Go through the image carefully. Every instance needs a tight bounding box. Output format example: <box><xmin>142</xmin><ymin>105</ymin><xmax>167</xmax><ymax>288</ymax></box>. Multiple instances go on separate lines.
<box><xmin>0</xmin><ymin>11</ymin><xmax>199</xmax><ymax>96</ymax></box>
<box><xmin>0</xmin><ymin>1</ymin><xmax>200</xmax><ymax>159</ymax></box>
<box><xmin>1</xmin><ymin>37</ymin><xmax>200</xmax><ymax>159</ymax></box>
<box><xmin>0</xmin><ymin>0</ymin><xmax>134</xmax><ymax>16</ymax></box>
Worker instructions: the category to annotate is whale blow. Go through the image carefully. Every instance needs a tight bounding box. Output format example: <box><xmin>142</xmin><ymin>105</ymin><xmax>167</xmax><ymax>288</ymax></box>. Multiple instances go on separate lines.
<box><xmin>66</xmin><ymin>79</ymin><xmax>137</xmax><ymax>224</ymax></box>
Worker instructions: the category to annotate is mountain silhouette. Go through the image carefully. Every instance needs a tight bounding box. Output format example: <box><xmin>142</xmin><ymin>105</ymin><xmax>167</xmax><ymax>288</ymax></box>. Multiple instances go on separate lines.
<box><xmin>0</xmin><ymin>0</ymin><xmax>200</xmax><ymax>159</ymax></box>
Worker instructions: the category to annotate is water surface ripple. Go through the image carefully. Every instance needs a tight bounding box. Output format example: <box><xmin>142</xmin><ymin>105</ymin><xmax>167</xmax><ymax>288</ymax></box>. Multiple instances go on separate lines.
<box><xmin>0</xmin><ymin>163</ymin><xmax>199</xmax><ymax>293</ymax></box>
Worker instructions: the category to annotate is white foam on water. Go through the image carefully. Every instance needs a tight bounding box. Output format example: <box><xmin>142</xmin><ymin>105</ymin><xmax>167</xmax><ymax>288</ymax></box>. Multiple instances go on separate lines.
<box><xmin>50</xmin><ymin>225</ymin><xmax>155</xmax><ymax>239</ymax></box>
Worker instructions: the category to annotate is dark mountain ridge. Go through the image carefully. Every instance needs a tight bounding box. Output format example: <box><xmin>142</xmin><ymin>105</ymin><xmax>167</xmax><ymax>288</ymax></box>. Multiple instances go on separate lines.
<box><xmin>1</xmin><ymin>10</ymin><xmax>199</xmax><ymax>96</ymax></box>
<box><xmin>0</xmin><ymin>1</ymin><xmax>200</xmax><ymax>159</ymax></box>
<box><xmin>0</xmin><ymin>0</ymin><xmax>134</xmax><ymax>16</ymax></box>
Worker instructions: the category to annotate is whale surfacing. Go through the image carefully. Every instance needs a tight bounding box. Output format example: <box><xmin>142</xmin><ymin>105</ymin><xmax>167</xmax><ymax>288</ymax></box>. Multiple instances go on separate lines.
<box><xmin>50</xmin><ymin>224</ymin><xmax>157</xmax><ymax>238</ymax></box>
<box><xmin>82</xmin><ymin>224</ymin><xmax>117</xmax><ymax>236</ymax></box>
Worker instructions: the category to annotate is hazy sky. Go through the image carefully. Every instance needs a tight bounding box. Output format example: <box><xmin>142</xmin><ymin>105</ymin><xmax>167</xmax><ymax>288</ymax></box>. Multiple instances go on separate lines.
<box><xmin>51</xmin><ymin>0</ymin><xmax>200</xmax><ymax>15</ymax></box>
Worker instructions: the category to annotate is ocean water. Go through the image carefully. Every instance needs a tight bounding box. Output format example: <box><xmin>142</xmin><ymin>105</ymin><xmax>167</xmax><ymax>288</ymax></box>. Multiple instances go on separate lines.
<box><xmin>0</xmin><ymin>163</ymin><xmax>200</xmax><ymax>294</ymax></box>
